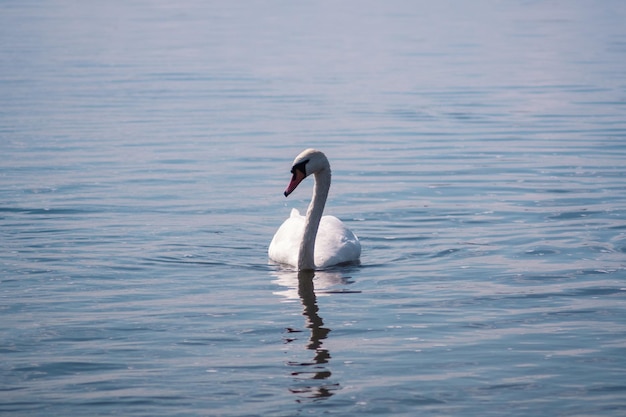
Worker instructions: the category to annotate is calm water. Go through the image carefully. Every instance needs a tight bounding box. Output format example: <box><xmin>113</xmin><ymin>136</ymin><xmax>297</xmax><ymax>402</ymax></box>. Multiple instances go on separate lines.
<box><xmin>2</xmin><ymin>1</ymin><xmax>626</xmax><ymax>416</ymax></box>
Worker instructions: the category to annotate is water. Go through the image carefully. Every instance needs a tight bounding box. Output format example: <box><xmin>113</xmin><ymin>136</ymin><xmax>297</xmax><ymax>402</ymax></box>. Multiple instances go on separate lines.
<box><xmin>1</xmin><ymin>1</ymin><xmax>626</xmax><ymax>416</ymax></box>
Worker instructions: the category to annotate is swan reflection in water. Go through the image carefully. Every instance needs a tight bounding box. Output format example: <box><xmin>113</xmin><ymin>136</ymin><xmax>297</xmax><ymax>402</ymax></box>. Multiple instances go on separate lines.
<box><xmin>272</xmin><ymin>269</ymin><xmax>360</xmax><ymax>401</ymax></box>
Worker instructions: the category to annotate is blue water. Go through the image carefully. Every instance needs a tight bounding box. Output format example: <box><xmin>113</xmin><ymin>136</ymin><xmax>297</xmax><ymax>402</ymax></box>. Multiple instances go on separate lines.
<box><xmin>2</xmin><ymin>1</ymin><xmax>626</xmax><ymax>416</ymax></box>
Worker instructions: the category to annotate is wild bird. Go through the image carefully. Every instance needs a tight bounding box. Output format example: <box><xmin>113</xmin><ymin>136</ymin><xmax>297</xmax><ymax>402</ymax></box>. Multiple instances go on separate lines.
<box><xmin>269</xmin><ymin>149</ymin><xmax>361</xmax><ymax>271</ymax></box>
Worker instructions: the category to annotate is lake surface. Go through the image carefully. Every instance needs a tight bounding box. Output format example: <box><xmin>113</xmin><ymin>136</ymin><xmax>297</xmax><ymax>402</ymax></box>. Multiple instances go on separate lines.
<box><xmin>1</xmin><ymin>1</ymin><xmax>626</xmax><ymax>416</ymax></box>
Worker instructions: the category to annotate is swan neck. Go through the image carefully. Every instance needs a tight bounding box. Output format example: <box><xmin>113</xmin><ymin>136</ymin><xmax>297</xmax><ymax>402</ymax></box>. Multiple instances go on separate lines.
<box><xmin>298</xmin><ymin>168</ymin><xmax>331</xmax><ymax>270</ymax></box>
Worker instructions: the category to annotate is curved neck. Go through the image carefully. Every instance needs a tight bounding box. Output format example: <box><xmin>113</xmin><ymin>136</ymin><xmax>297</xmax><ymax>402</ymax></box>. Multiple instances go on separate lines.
<box><xmin>298</xmin><ymin>168</ymin><xmax>331</xmax><ymax>270</ymax></box>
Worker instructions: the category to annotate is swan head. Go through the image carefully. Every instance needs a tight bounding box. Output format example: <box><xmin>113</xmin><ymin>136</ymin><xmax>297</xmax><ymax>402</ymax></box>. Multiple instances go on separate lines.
<box><xmin>284</xmin><ymin>148</ymin><xmax>330</xmax><ymax>197</ymax></box>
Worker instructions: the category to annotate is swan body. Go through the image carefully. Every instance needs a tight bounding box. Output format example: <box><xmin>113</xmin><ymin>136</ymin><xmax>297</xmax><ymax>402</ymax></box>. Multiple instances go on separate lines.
<box><xmin>269</xmin><ymin>208</ymin><xmax>361</xmax><ymax>268</ymax></box>
<box><xmin>268</xmin><ymin>149</ymin><xmax>361</xmax><ymax>270</ymax></box>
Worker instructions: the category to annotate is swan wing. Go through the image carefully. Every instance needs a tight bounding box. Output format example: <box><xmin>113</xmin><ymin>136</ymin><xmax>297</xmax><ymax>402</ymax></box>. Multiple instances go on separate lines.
<box><xmin>268</xmin><ymin>209</ymin><xmax>304</xmax><ymax>267</ymax></box>
<box><xmin>314</xmin><ymin>215</ymin><xmax>361</xmax><ymax>268</ymax></box>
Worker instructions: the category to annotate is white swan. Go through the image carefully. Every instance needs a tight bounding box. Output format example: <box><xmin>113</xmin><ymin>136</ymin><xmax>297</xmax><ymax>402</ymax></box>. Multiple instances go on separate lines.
<box><xmin>268</xmin><ymin>149</ymin><xmax>361</xmax><ymax>270</ymax></box>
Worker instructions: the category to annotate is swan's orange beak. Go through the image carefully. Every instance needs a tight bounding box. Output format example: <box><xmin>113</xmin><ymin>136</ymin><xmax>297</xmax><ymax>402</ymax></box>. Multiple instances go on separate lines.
<box><xmin>284</xmin><ymin>169</ymin><xmax>306</xmax><ymax>197</ymax></box>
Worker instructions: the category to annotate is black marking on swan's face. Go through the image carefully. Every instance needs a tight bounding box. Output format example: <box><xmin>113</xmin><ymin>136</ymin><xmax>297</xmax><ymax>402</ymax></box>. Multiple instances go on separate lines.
<box><xmin>291</xmin><ymin>159</ymin><xmax>310</xmax><ymax>177</ymax></box>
